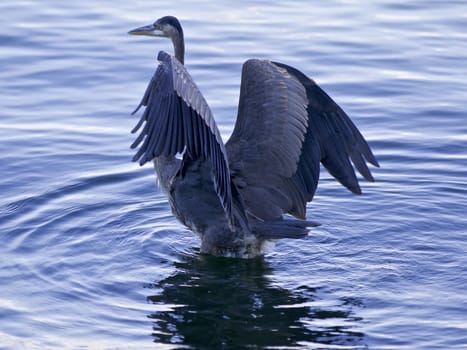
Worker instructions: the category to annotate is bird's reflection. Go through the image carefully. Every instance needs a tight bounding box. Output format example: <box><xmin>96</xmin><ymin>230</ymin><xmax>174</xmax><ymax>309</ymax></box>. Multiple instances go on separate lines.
<box><xmin>146</xmin><ymin>253</ymin><xmax>365</xmax><ymax>349</ymax></box>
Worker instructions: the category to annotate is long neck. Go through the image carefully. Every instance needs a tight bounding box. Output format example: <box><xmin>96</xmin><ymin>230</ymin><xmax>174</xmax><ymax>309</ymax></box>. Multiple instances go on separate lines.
<box><xmin>171</xmin><ymin>30</ymin><xmax>185</xmax><ymax>65</ymax></box>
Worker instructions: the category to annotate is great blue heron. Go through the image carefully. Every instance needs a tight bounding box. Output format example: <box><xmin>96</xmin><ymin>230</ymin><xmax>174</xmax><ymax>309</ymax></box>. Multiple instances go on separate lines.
<box><xmin>128</xmin><ymin>16</ymin><xmax>379</xmax><ymax>258</ymax></box>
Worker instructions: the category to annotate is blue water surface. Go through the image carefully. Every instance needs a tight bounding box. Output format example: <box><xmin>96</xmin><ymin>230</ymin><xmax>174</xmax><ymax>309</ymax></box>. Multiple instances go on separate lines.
<box><xmin>1</xmin><ymin>1</ymin><xmax>466</xmax><ymax>349</ymax></box>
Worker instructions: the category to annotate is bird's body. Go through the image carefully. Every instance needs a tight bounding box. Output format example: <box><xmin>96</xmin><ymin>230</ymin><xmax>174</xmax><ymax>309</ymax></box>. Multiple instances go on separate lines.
<box><xmin>129</xmin><ymin>16</ymin><xmax>379</xmax><ymax>258</ymax></box>
<box><xmin>161</xmin><ymin>157</ymin><xmax>266</xmax><ymax>257</ymax></box>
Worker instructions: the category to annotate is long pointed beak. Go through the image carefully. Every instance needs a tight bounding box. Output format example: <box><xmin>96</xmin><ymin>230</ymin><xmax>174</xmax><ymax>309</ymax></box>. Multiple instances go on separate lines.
<box><xmin>128</xmin><ymin>24</ymin><xmax>164</xmax><ymax>37</ymax></box>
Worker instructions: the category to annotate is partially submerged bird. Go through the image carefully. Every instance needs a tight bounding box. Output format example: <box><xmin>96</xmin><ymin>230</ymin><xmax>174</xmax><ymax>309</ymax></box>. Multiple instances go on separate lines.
<box><xmin>129</xmin><ymin>16</ymin><xmax>379</xmax><ymax>258</ymax></box>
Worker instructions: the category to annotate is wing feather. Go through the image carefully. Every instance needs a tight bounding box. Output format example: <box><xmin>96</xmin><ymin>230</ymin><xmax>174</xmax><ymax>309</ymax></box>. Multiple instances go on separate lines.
<box><xmin>131</xmin><ymin>51</ymin><xmax>233</xmax><ymax>224</ymax></box>
<box><xmin>226</xmin><ymin>59</ymin><xmax>378</xmax><ymax>220</ymax></box>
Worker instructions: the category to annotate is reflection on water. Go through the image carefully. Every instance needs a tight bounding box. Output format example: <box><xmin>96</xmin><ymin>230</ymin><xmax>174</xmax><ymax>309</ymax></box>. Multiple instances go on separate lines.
<box><xmin>146</xmin><ymin>254</ymin><xmax>365</xmax><ymax>349</ymax></box>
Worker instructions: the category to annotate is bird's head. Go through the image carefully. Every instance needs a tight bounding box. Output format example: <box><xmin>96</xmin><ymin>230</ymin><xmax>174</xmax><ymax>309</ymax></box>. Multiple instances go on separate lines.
<box><xmin>128</xmin><ymin>16</ymin><xmax>183</xmax><ymax>40</ymax></box>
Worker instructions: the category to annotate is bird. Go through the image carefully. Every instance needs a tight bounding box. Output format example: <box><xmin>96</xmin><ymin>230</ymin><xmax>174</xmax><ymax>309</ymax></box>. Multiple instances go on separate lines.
<box><xmin>128</xmin><ymin>16</ymin><xmax>379</xmax><ymax>258</ymax></box>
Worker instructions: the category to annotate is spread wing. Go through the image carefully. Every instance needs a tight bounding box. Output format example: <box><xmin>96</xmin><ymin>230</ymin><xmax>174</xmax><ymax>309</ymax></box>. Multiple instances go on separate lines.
<box><xmin>131</xmin><ymin>51</ymin><xmax>233</xmax><ymax>223</ymax></box>
<box><xmin>226</xmin><ymin>59</ymin><xmax>379</xmax><ymax>221</ymax></box>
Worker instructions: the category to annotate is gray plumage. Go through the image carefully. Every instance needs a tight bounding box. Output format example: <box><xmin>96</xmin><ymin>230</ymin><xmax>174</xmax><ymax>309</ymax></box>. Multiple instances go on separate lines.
<box><xmin>129</xmin><ymin>16</ymin><xmax>379</xmax><ymax>258</ymax></box>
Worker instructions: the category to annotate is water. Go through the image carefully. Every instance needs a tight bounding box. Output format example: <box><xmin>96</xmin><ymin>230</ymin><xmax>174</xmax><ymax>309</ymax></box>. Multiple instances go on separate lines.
<box><xmin>1</xmin><ymin>1</ymin><xmax>466</xmax><ymax>349</ymax></box>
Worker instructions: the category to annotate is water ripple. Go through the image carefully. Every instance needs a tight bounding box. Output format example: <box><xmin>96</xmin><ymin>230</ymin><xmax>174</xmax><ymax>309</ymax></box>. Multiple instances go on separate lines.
<box><xmin>1</xmin><ymin>0</ymin><xmax>467</xmax><ymax>349</ymax></box>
